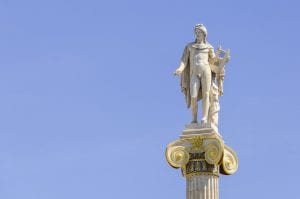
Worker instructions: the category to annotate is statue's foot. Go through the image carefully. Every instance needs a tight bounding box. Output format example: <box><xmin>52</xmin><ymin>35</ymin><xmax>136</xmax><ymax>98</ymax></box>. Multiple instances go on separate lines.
<box><xmin>191</xmin><ymin>120</ymin><xmax>198</xmax><ymax>124</ymax></box>
<box><xmin>200</xmin><ymin>120</ymin><xmax>207</xmax><ymax>127</ymax></box>
<box><xmin>200</xmin><ymin>120</ymin><xmax>211</xmax><ymax>128</ymax></box>
<box><xmin>200</xmin><ymin>120</ymin><xmax>207</xmax><ymax>125</ymax></box>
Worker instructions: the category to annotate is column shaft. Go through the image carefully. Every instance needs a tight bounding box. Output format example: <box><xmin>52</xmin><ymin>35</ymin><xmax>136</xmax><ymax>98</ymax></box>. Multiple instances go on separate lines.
<box><xmin>186</xmin><ymin>175</ymin><xmax>219</xmax><ymax>199</ymax></box>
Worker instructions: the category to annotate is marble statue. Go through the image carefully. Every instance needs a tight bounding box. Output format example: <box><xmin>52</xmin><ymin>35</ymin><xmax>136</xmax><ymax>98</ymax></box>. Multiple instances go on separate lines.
<box><xmin>166</xmin><ymin>24</ymin><xmax>237</xmax><ymax>199</ymax></box>
<box><xmin>174</xmin><ymin>24</ymin><xmax>230</xmax><ymax>130</ymax></box>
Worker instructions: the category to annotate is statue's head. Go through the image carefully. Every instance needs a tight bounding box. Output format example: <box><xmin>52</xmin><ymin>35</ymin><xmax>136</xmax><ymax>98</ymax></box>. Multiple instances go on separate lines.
<box><xmin>194</xmin><ymin>24</ymin><xmax>207</xmax><ymax>43</ymax></box>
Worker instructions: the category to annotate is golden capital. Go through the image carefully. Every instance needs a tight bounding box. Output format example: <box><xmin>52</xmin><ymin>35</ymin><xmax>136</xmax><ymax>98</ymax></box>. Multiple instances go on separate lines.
<box><xmin>165</xmin><ymin>129</ymin><xmax>238</xmax><ymax>177</ymax></box>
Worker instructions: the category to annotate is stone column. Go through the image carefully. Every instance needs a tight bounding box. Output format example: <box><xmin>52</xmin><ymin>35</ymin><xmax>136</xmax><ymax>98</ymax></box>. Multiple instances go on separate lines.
<box><xmin>187</xmin><ymin>175</ymin><xmax>219</xmax><ymax>199</ymax></box>
<box><xmin>165</xmin><ymin>126</ymin><xmax>238</xmax><ymax>199</ymax></box>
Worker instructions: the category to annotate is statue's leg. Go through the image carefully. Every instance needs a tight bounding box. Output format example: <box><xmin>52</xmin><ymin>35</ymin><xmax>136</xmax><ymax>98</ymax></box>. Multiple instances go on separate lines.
<box><xmin>190</xmin><ymin>76</ymin><xmax>200</xmax><ymax>123</ymax></box>
<box><xmin>191</xmin><ymin>98</ymin><xmax>198</xmax><ymax>123</ymax></box>
<box><xmin>200</xmin><ymin>69</ymin><xmax>212</xmax><ymax>124</ymax></box>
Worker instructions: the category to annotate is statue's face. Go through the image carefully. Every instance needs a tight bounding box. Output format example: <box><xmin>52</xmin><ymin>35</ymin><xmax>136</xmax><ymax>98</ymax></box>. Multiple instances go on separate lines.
<box><xmin>194</xmin><ymin>28</ymin><xmax>204</xmax><ymax>41</ymax></box>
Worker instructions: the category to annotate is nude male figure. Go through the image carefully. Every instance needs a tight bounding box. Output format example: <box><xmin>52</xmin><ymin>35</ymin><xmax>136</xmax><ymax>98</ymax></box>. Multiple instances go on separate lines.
<box><xmin>174</xmin><ymin>24</ymin><xmax>217</xmax><ymax>124</ymax></box>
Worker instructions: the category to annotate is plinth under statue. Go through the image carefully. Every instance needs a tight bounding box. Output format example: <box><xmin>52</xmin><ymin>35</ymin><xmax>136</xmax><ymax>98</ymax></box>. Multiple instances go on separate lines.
<box><xmin>166</xmin><ymin>24</ymin><xmax>238</xmax><ymax>199</ymax></box>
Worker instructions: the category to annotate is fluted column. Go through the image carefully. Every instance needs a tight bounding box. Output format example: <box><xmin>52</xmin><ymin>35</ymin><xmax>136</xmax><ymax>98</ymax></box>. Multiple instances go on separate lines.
<box><xmin>187</xmin><ymin>175</ymin><xmax>219</xmax><ymax>199</ymax></box>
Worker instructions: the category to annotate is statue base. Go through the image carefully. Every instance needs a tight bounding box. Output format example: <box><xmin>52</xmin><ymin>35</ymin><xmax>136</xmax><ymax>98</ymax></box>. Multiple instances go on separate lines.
<box><xmin>181</xmin><ymin>123</ymin><xmax>221</xmax><ymax>138</ymax></box>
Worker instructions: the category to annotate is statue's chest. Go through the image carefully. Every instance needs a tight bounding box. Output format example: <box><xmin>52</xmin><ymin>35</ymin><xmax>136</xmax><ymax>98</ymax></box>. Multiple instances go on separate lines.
<box><xmin>190</xmin><ymin>48</ymin><xmax>209</xmax><ymax>63</ymax></box>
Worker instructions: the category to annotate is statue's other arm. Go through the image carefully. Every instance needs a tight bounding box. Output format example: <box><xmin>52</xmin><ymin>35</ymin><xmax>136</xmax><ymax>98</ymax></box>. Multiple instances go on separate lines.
<box><xmin>174</xmin><ymin>45</ymin><xmax>190</xmax><ymax>76</ymax></box>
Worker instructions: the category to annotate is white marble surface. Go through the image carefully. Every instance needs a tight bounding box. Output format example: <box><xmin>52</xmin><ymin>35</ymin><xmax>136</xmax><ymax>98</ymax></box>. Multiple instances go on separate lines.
<box><xmin>181</xmin><ymin>124</ymin><xmax>221</xmax><ymax>138</ymax></box>
<box><xmin>187</xmin><ymin>175</ymin><xmax>219</xmax><ymax>199</ymax></box>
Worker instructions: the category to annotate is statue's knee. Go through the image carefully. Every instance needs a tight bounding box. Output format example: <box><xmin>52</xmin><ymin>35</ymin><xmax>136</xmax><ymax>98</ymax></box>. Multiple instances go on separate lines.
<box><xmin>191</xmin><ymin>97</ymin><xmax>197</xmax><ymax>103</ymax></box>
<box><xmin>203</xmin><ymin>91</ymin><xmax>210</xmax><ymax>99</ymax></box>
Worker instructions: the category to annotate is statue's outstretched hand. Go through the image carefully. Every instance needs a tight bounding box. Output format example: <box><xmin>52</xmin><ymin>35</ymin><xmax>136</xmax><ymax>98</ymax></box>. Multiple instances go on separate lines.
<box><xmin>174</xmin><ymin>68</ymin><xmax>183</xmax><ymax>76</ymax></box>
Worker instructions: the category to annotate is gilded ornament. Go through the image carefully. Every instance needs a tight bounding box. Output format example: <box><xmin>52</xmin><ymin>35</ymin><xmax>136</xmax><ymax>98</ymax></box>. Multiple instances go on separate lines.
<box><xmin>204</xmin><ymin>139</ymin><xmax>223</xmax><ymax>165</ymax></box>
<box><xmin>188</xmin><ymin>136</ymin><xmax>203</xmax><ymax>152</ymax></box>
<box><xmin>220</xmin><ymin>145</ymin><xmax>238</xmax><ymax>175</ymax></box>
<box><xmin>166</xmin><ymin>146</ymin><xmax>190</xmax><ymax>168</ymax></box>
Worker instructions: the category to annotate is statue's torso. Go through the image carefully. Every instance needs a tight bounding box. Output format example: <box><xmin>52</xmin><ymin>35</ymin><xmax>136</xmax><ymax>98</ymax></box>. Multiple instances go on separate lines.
<box><xmin>188</xmin><ymin>44</ymin><xmax>211</xmax><ymax>76</ymax></box>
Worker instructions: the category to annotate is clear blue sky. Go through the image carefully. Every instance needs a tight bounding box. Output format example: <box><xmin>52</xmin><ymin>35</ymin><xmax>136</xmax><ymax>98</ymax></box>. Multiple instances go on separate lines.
<box><xmin>0</xmin><ymin>0</ymin><xmax>299</xmax><ymax>198</ymax></box>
